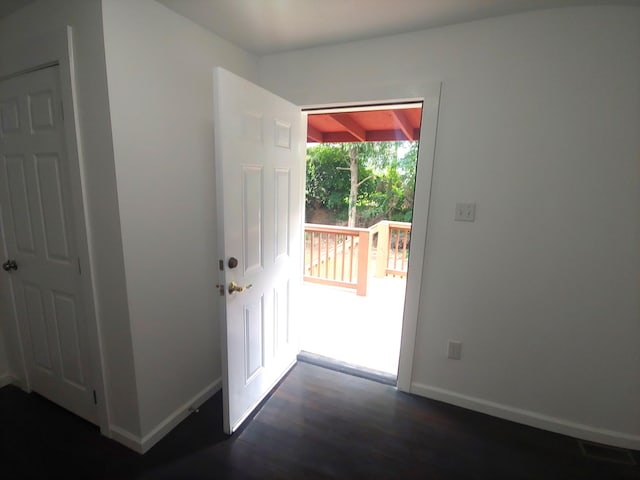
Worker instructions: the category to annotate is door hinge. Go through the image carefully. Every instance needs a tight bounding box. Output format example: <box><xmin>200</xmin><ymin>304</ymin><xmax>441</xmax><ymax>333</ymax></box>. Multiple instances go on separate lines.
<box><xmin>77</xmin><ymin>257</ymin><xmax>82</xmax><ymax>275</ymax></box>
<box><xmin>93</xmin><ymin>390</ymin><xmax>97</xmax><ymax>404</ymax></box>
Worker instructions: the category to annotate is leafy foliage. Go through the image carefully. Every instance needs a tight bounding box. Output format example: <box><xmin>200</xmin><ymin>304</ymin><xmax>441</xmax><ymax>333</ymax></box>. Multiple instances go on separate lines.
<box><xmin>306</xmin><ymin>141</ymin><xmax>418</xmax><ymax>227</ymax></box>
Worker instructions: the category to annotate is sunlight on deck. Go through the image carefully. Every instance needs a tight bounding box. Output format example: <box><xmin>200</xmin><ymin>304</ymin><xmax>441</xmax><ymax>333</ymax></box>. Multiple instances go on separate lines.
<box><xmin>299</xmin><ymin>275</ymin><xmax>406</xmax><ymax>375</ymax></box>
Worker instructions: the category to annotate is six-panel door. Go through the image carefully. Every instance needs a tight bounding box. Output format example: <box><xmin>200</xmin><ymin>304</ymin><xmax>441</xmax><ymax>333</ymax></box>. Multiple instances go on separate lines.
<box><xmin>214</xmin><ymin>68</ymin><xmax>304</xmax><ymax>434</ymax></box>
<box><xmin>0</xmin><ymin>66</ymin><xmax>96</xmax><ymax>423</ymax></box>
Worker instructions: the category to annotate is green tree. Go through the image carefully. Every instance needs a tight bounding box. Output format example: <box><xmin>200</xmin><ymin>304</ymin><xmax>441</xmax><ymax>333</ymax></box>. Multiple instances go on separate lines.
<box><xmin>344</xmin><ymin>143</ymin><xmax>392</xmax><ymax>227</ymax></box>
<box><xmin>305</xmin><ymin>144</ymin><xmax>375</xmax><ymax>224</ymax></box>
<box><xmin>355</xmin><ymin>141</ymin><xmax>418</xmax><ymax>224</ymax></box>
<box><xmin>306</xmin><ymin>141</ymin><xmax>418</xmax><ymax>226</ymax></box>
<box><xmin>368</xmin><ymin>141</ymin><xmax>418</xmax><ymax>222</ymax></box>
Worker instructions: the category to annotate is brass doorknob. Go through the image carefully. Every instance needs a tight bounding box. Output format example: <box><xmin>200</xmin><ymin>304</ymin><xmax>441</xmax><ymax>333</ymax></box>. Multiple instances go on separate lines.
<box><xmin>228</xmin><ymin>281</ymin><xmax>253</xmax><ymax>294</ymax></box>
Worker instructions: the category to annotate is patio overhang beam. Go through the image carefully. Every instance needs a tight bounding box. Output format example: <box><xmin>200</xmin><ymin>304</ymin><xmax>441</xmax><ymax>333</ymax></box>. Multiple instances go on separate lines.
<box><xmin>307</xmin><ymin>124</ymin><xmax>324</xmax><ymax>143</ymax></box>
<box><xmin>307</xmin><ymin>105</ymin><xmax>422</xmax><ymax>144</ymax></box>
<box><xmin>328</xmin><ymin>113</ymin><xmax>367</xmax><ymax>142</ymax></box>
<box><xmin>321</xmin><ymin>129</ymin><xmax>420</xmax><ymax>143</ymax></box>
<box><xmin>391</xmin><ymin>109</ymin><xmax>415</xmax><ymax>141</ymax></box>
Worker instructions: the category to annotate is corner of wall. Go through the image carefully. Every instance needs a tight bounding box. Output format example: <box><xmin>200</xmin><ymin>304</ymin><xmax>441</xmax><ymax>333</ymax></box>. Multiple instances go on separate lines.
<box><xmin>109</xmin><ymin>377</ymin><xmax>221</xmax><ymax>453</ymax></box>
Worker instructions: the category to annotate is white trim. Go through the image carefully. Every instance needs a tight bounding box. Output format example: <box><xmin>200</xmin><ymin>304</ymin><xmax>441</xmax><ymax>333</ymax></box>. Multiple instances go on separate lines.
<box><xmin>7</xmin><ymin>375</ymin><xmax>28</xmax><ymax>392</ymax></box>
<box><xmin>0</xmin><ymin>27</ymin><xmax>109</xmax><ymax>434</ymax></box>
<box><xmin>0</xmin><ymin>373</ymin><xmax>13</xmax><ymax>389</ymax></box>
<box><xmin>109</xmin><ymin>425</ymin><xmax>144</xmax><ymax>454</ymax></box>
<box><xmin>140</xmin><ymin>378</ymin><xmax>222</xmax><ymax>453</ymax></box>
<box><xmin>213</xmin><ymin>68</ymin><xmax>232</xmax><ymax>435</ymax></box>
<box><xmin>110</xmin><ymin>378</ymin><xmax>222</xmax><ymax>454</ymax></box>
<box><xmin>395</xmin><ymin>84</ymin><xmax>441</xmax><ymax>392</ymax></box>
<box><xmin>411</xmin><ymin>382</ymin><xmax>640</xmax><ymax>450</ymax></box>
<box><xmin>305</xmin><ymin>102</ymin><xmax>423</xmax><ymax>114</ymax></box>
<box><xmin>63</xmin><ymin>26</ymin><xmax>111</xmax><ymax>437</ymax></box>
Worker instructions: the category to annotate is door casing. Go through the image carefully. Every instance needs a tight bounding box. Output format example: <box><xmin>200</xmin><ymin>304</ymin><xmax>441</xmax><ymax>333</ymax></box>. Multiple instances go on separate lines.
<box><xmin>298</xmin><ymin>82</ymin><xmax>442</xmax><ymax>392</ymax></box>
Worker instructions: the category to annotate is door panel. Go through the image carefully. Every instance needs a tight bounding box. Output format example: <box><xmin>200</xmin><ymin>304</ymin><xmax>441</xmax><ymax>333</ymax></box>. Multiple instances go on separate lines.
<box><xmin>28</xmin><ymin>89</ymin><xmax>56</xmax><ymax>131</ymax></box>
<box><xmin>35</xmin><ymin>153</ymin><xmax>71</xmax><ymax>261</ymax></box>
<box><xmin>0</xmin><ymin>65</ymin><xmax>96</xmax><ymax>423</ymax></box>
<box><xmin>0</xmin><ymin>98</ymin><xmax>20</xmax><ymax>133</ymax></box>
<box><xmin>242</xmin><ymin>165</ymin><xmax>264</xmax><ymax>274</ymax></box>
<box><xmin>214</xmin><ymin>68</ymin><xmax>304</xmax><ymax>434</ymax></box>
<box><xmin>244</xmin><ymin>296</ymin><xmax>264</xmax><ymax>383</ymax></box>
<box><xmin>274</xmin><ymin>168</ymin><xmax>290</xmax><ymax>260</ymax></box>
<box><xmin>23</xmin><ymin>283</ymin><xmax>52</xmax><ymax>371</ymax></box>
<box><xmin>5</xmin><ymin>155</ymin><xmax>35</xmax><ymax>253</ymax></box>
<box><xmin>52</xmin><ymin>291</ymin><xmax>84</xmax><ymax>386</ymax></box>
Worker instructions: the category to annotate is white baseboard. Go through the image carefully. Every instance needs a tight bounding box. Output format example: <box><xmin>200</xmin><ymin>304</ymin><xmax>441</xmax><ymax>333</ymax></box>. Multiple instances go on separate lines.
<box><xmin>109</xmin><ymin>377</ymin><xmax>222</xmax><ymax>454</ymax></box>
<box><xmin>411</xmin><ymin>382</ymin><xmax>640</xmax><ymax>451</ymax></box>
<box><xmin>0</xmin><ymin>373</ymin><xmax>13</xmax><ymax>389</ymax></box>
<box><xmin>140</xmin><ymin>377</ymin><xmax>222</xmax><ymax>453</ymax></box>
<box><xmin>110</xmin><ymin>425</ymin><xmax>144</xmax><ymax>454</ymax></box>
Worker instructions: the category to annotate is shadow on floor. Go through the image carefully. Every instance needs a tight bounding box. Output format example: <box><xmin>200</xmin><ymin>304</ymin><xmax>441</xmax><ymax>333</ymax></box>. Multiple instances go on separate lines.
<box><xmin>1</xmin><ymin>363</ymin><xmax>639</xmax><ymax>479</ymax></box>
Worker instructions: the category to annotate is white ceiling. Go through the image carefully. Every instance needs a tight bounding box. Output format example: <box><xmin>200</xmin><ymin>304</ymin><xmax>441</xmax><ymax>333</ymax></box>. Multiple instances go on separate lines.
<box><xmin>156</xmin><ymin>0</ymin><xmax>640</xmax><ymax>55</ymax></box>
<box><xmin>1</xmin><ymin>1</ymin><xmax>637</xmax><ymax>55</ymax></box>
<box><xmin>0</xmin><ymin>0</ymin><xmax>35</xmax><ymax>19</ymax></box>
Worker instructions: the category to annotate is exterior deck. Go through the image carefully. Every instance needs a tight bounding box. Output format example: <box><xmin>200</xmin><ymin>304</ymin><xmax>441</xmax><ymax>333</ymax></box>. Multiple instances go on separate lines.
<box><xmin>299</xmin><ymin>271</ymin><xmax>407</xmax><ymax>375</ymax></box>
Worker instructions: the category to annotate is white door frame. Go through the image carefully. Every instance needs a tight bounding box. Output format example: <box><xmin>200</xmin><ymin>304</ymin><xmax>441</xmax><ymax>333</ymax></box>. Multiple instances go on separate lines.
<box><xmin>298</xmin><ymin>81</ymin><xmax>441</xmax><ymax>392</ymax></box>
<box><xmin>0</xmin><ymin>27</ymin><xmax>109</xmax><ymax>433</ymax></box>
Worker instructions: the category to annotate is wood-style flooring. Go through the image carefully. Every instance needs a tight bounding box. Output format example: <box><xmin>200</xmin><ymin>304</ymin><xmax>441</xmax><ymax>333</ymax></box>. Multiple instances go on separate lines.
<box><xmin>1</xmin><ymin>361</ymin><xmax>638</xmax><ymax>479</ymax></box>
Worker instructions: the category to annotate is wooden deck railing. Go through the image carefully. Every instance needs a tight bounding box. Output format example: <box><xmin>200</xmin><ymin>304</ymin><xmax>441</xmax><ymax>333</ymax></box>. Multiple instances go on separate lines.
<box><xmin>304</xmin><ymin>224</ymin><xmax>370</xmax><ymax>296</ymax></box>
<box><xmin>370</xmin><ymin>221</ymin><xmax>412</xmax><ymax>278</ymax></box>
<box><xmin>303</xmin><ymin>220</ymin><xmax>412</xmax><ymax>296</ymax></box>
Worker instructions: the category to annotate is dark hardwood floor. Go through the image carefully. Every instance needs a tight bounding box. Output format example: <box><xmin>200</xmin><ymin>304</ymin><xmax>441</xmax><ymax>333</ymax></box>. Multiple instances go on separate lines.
<box><xmin>1</xmin><ymin>362</ymin><xmax>638</xmax><ymax>479</ymax></box>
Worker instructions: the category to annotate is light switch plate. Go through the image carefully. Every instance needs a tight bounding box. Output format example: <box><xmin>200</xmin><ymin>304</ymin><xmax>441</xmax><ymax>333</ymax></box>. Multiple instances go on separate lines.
<box><xmin>448</xmin><ymin>340</ymin><xmax>462</xmax><ymax>360</ymax></box>
<box><xmin>455</xmin><ymin>202</ymin><xmax>476</xmax><ymax>222</ymax></box>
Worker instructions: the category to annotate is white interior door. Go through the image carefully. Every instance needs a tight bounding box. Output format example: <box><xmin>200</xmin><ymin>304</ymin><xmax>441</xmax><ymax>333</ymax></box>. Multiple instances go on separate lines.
<box><xmin>0</xmin><ymin>65</ymin><xmax>96</xmax><ymax>423</ymax></box>
<box><xmin>214</xmin><ymin>68</ymin><xmax>304</xmax><ymax>434</ymax></box>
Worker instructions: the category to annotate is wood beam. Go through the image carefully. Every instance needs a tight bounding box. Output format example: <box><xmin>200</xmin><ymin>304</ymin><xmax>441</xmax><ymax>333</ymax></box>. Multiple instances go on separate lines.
<box><xmin>324</xmin><ymin>130</ymin><xmax>422</xmax><ymax>143</ymax></box>
<box><xmin>323</xmin><ymin>132</ymin><xmax>363</xmax><ymax>143</ymax></box>
<box><xmin>391</xmin><ymin>109</ymin><xmax>414</xmax><ymax>141</ymax></box>
<box><xmin>329</xmin><ymin>113</ymin><xmax>366</xmax><ymax>142</ymax></box>
<box><xmin>365</xmin><ymin>130</ymin><xmax>409</xmax><ymax>142</ymax></box>
<box><xmin>307</xmin><ymin>124</ymin><xmax>324</xmax><ymax>143</ymax></box>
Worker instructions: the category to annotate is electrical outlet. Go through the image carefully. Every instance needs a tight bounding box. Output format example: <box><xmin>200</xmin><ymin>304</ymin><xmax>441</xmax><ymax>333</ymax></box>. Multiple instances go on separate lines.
<box><xmin>447</xmin><ymin>340</ymin><xmax>462</xmax><ymax>360</ymax></box>
<box><xmin>455</xmin><ymin>203</ymin><xmax>476</xmax><ymax>222</ymax></box>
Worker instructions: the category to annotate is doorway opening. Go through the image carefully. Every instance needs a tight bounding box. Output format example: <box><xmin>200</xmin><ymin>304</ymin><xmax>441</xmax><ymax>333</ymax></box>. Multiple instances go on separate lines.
<box><xmin>299</xmin><ymin>102</ymin><xmax>423</xmax><ymax>382</ymax></box>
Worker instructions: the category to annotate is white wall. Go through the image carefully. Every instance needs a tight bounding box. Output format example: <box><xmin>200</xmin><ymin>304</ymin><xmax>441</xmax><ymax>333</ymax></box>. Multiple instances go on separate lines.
<box><xmin>102</xmin><ymin>0</ymin><xmax>258</xmax><ymax>440</ymax></box>
<box><xmin>259</xmin><ymin>6</ymin><xmax>640</xmax><ymax>447</ymax></box>
<box><xmin>0</xmin><ymin>0</ymin><xmax>139</xmax><ymax>437</ymax></box>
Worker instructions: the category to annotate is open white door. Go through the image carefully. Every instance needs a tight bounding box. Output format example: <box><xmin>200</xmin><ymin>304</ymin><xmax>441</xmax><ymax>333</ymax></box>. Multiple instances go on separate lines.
<box><xmin>214</xmin><ymin>68</ymin><xmax>305</xmax><ymax>434</ymax></box>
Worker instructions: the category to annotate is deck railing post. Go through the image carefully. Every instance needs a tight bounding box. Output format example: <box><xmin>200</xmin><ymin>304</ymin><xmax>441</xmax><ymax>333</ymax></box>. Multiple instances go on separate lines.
<box><xmin>356</xmin><ymin>230</ymin><xmax>370</xmax><ymax>296</ymax></box>
<box><xmin>375</xmin><ymin>221</ymin><xmax>390</xmax><ymax>278</ymax></box>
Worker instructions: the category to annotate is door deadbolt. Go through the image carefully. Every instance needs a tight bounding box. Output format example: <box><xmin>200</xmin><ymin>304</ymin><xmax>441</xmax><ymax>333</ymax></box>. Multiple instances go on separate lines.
<box><xmin>228</xmin><ymin>257</ymin><xmax>238</xmax><ymax>269</ymax></box>
<box><xmin>2</xmin><ymin>259</ymin><xmax>17</xmax><ymax>272</ymax></box>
